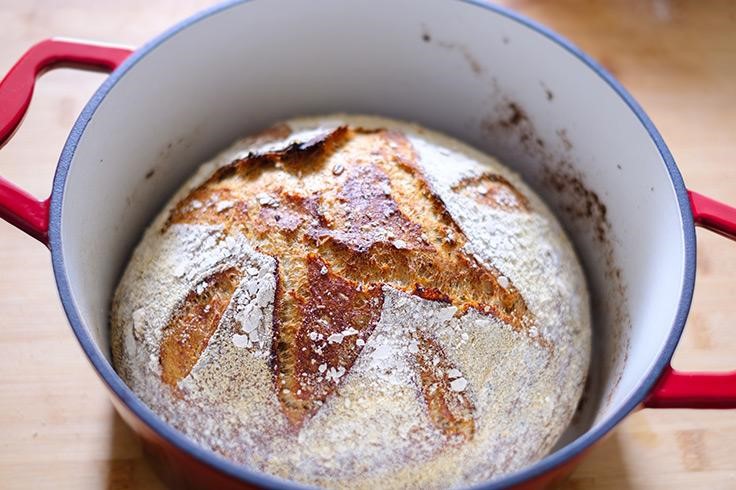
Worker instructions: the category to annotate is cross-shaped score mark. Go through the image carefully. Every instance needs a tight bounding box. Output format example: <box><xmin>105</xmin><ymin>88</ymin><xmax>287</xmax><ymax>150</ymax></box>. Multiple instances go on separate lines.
<box><xmin>159</xmin><ymin>126</ymin><xmax>534</xmax><ymax>443</ymax></box>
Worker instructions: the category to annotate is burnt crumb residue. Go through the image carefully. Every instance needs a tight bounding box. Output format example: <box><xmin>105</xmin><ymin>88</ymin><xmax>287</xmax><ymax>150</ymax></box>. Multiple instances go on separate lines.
<box><xmin>542</xmin><ymin>160</ymin><xmax>609</xmax><ymax>243</ymax></box>
<box><xmin>480</xmin><ymin>96</ymin><xmax>613</xmax><ymax>241</ymax></box>
<box><xmin>420</xmin><ymin>28</ymin><xmax>483</xmax><ymax>76</ymax></box>
<box><xmin>145</xmin><ymin>169</ymin><xmax>155</xmax><ymax>180</ymax></box>
<box><xmin>442</xmin><ymin>42</ymin><xmax>483</xmax><ymax>76</ymax></box>
<box><xmin>481</xmin><ymin>101</ymin><xmax>545</xmax><ymax>157</ymax></box>
<box><xmin>557</xmin><ymin>129</ymin><xmax>573</xmax><ymax>151</ymax></box>
<box><xmin>541</xmin><ymin>155</ymin><xmax>629</xmax><ymax>412</ymax></box>
<box><xmin>480</xmin><ymin>98</ymin><xmax>630</xmax><ymax>420</ymax></box>
<box><xmin>483</xmin><ymin>101</ymin><xmax>575</xmax><ymax>160</ymax></box>
<box><xmin>500</xmin><ymin>102</ymin><xmax>526</xmax><ymax>128</ymax></box>
<box><xmin>540</xmin><ymin>82</ymin><xmax>554</xmax><ymax>101</ymax></box>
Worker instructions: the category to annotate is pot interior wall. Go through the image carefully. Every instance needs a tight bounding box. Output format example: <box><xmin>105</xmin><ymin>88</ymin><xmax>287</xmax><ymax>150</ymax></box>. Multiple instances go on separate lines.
<box><xmin>57</xmin><ymin>0</ymin><xmax>687</xmax><ymax>464</ymax></box>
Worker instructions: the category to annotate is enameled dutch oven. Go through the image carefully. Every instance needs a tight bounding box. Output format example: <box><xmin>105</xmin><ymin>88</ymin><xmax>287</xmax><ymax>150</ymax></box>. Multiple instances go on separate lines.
<box><xmin>1</xmin><ymin>1</ymin><xmax>734</xmax><ymax>488</ymax></box>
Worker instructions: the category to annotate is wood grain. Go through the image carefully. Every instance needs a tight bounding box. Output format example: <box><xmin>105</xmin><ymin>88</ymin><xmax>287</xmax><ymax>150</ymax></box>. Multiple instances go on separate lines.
<box><xmin>0</xmin><ymin>1</ymin><xmax>734</xmax><ymax>488</ymax></box>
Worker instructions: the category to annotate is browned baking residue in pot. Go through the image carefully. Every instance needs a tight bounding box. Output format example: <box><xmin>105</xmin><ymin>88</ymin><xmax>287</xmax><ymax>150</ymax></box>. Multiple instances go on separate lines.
<box><xmin>542</xmin><ymin>161</ymin><xmax>609</xmax><ymax>243</ymax></box>
<box><xmin>481</xmin><ymin>101</ymin><xmax>547</xmax><ymax>157</ymax></box>
<box><xmin>480</xmin><ymin>97</ymin><xmax>629</xmax><ymax>427</ymax></box>
<box><xmin>420</xmin><ymin>27</ymin><xmax>484</xmax><ymax>76</ymax></box>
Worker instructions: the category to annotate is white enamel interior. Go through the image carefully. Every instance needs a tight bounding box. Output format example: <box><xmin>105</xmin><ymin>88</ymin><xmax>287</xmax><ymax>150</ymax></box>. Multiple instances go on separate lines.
<box><xmin>57</xmin><ymin>0</ymin><xmax>686</xmax><ymax>473</ymax></box>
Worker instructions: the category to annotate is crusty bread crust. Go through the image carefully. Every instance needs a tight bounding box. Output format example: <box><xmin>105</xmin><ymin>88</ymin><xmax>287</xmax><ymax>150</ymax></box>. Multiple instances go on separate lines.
<box><xmin>111</xmin><ymin>115</ymin><xmax>591</xmax><ymax>489</ymax></box>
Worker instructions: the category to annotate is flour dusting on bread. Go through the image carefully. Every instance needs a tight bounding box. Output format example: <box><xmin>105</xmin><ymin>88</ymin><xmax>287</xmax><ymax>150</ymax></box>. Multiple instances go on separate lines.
<box><xmin>111</xmin><ymin>115</ymin><xmax>591</xmax><ymax>489</ymax></box>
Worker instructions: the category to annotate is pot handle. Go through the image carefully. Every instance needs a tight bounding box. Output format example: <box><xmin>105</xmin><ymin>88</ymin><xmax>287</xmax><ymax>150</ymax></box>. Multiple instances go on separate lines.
<box><xmin>0</xmin><ymin>38</ymin><xmax>133</xmax><ymax>245</ymax></box>
<box><xmin>644</xmin><ymin>190</ymin><xmax>736</xmax><ymax>409</ymax></box>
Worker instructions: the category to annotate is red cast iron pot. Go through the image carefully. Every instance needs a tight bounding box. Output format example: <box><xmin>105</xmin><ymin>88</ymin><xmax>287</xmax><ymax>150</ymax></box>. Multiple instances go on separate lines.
<box><xmin>1</xmin><ymin>1</ymin><xmax>734</xmax><ymax>488</ymax></box>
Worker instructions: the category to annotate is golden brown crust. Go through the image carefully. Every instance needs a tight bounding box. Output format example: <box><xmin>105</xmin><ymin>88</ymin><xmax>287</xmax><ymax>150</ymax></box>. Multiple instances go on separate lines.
<box><xmin>165</xmin><ymin>126</ymin><xmax>534</xmax><ymax>429</ymax></box>
<box><xmin>309</xmin><ymin>163</ymin><xmax>429</xmax><ymax>253</ymax></box>
<box><xmin>275</xmin><ymin>254</ymin><xmax>383</xmax><ymax>428</ymax></box>
<box><xmin>210</xmin><ymin>126</ymin><xmax>351</xmax><ymax>184</ymax></box>
<box><xmin>160</xmin><ymin>267</ymin><xmax>243</xmax><ymax>387</ymax></box>
<box><xmin>256</xmin><ymin>193</ymin><xmax>319</xmax><ymax>234</ymax></box>
<box><xmin>412</xmin><ymin>284</ymin><xmax>452</xmax><ymax>304</ymax></box>
<box><xmin>111</xmin><ymin>116</ymin><xmax>593</xmax><ymax>489</ymax></box>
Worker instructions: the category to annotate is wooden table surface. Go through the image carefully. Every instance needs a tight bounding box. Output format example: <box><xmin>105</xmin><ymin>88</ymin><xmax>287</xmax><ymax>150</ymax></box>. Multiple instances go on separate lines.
<box><xmin>1</xmin><ymin>1</ymin><xmax>734</xmax><ymax>489</ymax></box>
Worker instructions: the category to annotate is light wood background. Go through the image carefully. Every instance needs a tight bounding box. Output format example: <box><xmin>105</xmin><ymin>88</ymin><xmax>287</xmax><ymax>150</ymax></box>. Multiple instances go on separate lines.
<box><xmin>0</xmin><ymin>1</ymin><xmax>734</xmax><ymax>489</ymax></box>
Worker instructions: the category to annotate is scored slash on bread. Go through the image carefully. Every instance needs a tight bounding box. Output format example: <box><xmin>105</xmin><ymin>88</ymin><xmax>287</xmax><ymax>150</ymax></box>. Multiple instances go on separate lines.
<box><xmin>160</xmin><ymin>266</ymin><xmax>244</xmax><ymax>386</ymax></box>
<box><xmin>452</xmin><ymin>173</ymin><xmax>530</xmax><ymax>211</ymax></box>
<box><xmin>415</xmin><ymin>332</ymin><xmax>476</xmax><ymax>442</ymax></box>
<box><xmin>276</xmin><ymin>254</ymin><xmax>383</xmax><ymax>427</ymax></box>
<box><xmin>162</xmin><ymin>125</ymin><xmax>535</xmax><ymax>435</ymax></box>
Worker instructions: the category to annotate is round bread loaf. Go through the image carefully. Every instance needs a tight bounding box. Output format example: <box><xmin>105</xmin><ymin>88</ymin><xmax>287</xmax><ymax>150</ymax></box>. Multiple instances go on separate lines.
<box><xmin>111</xmin><ymin>115</ymin><xmax>591</xmax><ymax>489</ymax></box>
